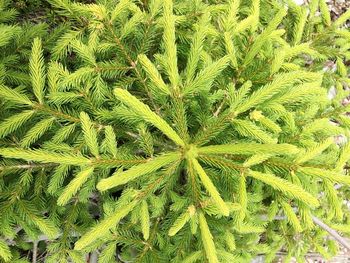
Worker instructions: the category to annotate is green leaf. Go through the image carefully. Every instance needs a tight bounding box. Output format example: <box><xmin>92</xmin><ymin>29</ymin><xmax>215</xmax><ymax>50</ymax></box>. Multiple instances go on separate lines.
<box><xmin>224</xmin><ymin>232</ymin><xmax>236</xmax><ymax>251</ymax></box>
<box><xmin>80</xmin><ymin>112</ymin><xmax>99</xmax><ymax>157</ymax></box>
<box><xmin>191</xmin><ymin>158</ymin><xmax>229</xmax><ymax>216</ymax></box>
<box><xmin>71</xmin><ymin>39</ymin><xmax>96</xmax><ymax>65</ymax></box>
<box><xmin>234</xmin><ymin>15</ymin><xmax>255</xmax><ymax>34</ymax></box>
<box><xmin>30</xmin><ymin>38</ymin><xmax>45</xmax><ymax>104</ymax></box>
<box><xmin>75</xmin><ymin>200</ymin><xmax>137</xmax><ymax>250</ymax></box>
<box><xmin>248</xmin><ymin>170</ymin><xmax>319</xmax><ymax>208</ymax></box>
<box><xmin>140</xmin><ymin>200</ymin><xmax>150</xmax><ymax>240</ymax></box>
<box><xmin>137</xmin><ymin>124</ymin><xmax>154</xmax><ymax>157</ymax></box>
<box><xmin>110</xmin><ymin>0</ymin><xmax>130</xmax><ymax>22</ymax></box>
<box><xmin>265</xmin><ymin>81</ymin><xmax>325</xmax><ymax>106</ymax></box>
<box><xmin>198</xmin><ymin>143</ymin><xmax>299</xmax><ymax>156</ymax></box>
<box><xmin>0</xmin><ymin>148</ymin><xmax>90</xmax><ymax>165</ymax></box>
<box><xmin>182</xmin><ymin>251</ymin><xmax>203</xmax><ymax>263</ymax></box>
<box><xmin>104</xmin><ymin>126</ymin><xmax>118</xmax><ymax>157</ymax></box>
<box><xmin>67</xmin><ymin>251</ymin><xmax>85</xmax><ymax>263</ymax></box>
<box><xmin>17</xmin><ymin>200</ymin><xmax>59</xmax><ymax>239</ymax></box>
<box><xmin>51</xmin><ymin>30</ymin><xmax>82</xmax><ymax>60</ymax></box>
<box><xmin>114</xmin><ymin>88</ymin><xmax>185</xmax><ymax>146</ymax></box>
<box><xmin>138</xmin><ymin>54</ymin><xmax>169</xmax><ymax>95</ymax></box>
<box><xmin>335</xmin><ymin>142</ymin><xmax>350</xmax><ymax>171</ymax></box>
<box><xmin>298</xmin><ymin>167</ymin><xmax>350</xmax><ymax>185</ymax></box>
<box><xmin>57</xmin><ymin>167</ymin><xmax>94</xmax><ymax>206</ymax></box>
<box><xmin>255</xmin><ymin>115</ymin><xmax>282</xmax><ymax>134</ymax></box>
<box><xmin>280</xmin><ymin>201</ymin><xmax>302</xmax><ymax>232</ymax></box>
<box><xmin>224</xmin><ymin>0</ymin><xmax>240</xmax><ymax>31</ymax></box>
<box><xmin>243</xmin><ymin>154</ymin><xmax>273</xmax><ymax>167</ymax></box>
<box><xmin>235</xmin><ymin>223</ymin><xmax>265</xmax><ymax>233</ymax></box>
<box><xmin>97</xmin><ymin>152</ymin><xmax>180</xmax><ymax>191</ymax></box>
<box><xmin>162</xmin><ymin>0</ymin><xmax>180</xmax><ymax>87</ymax></box>
<box><xmin>48</xmin><ymin>164</ymin><xmax>70</xmax><ymax>195</ymax></box>
<box><xmin>48</xmin><ymin>91</ymin><xmax>82</xmax><ymax>105</ymax></box>
<box><xmin>185</xmin><ymin>12</ymin><xmax>210</xmax><ymax>82</ymax></box>
<box><xmin>295</xmin><ymin>137</ymin><xmax>333</xmax><ymax>164</ymax></box>
<box><xmin>0</xmin><ymin>25</ymin><xmax>21</xmax><ymax>47</ymax></box>
<box><xmin>232</xmin><ymin>119</ymin><xmax>276</xmax><ymax>144</ymax></box>
<box><xmin>184</xmin><ymin>56</ymin><xmax>230</xmax><ymax>95</ymax></box>
<box><xmin>51</xmin><ymin>123</ymin><xmax>76</xmax><ymax>143</ymax></box>
<box><xmin>198</xmin><ymin>212</ymin><xmax>219</xmax><ymax>263</ymax></box>
<box><xmin>234</xmin><ymin>71</ymin><xmax>321</xmax><ymax>114</ymax></box>
<box><xmin>334</xmin><ymin>9</ymin><xmax>350</xmax><ymax>27</ymax></box>
<box><xmin>21</xmin><ymin>117</ymin><xmax>55</xmax><ymax>147</ymax></box>
<box><xmin>223</xmin><ymin>32</ymin><xmax>238</xmax><ymax>68</ymax></box>
<box><xmin>323</xmin><ymin>180</ymin><xmax>343</xmax><ymax>220</ymax></box>
<box><xmin>0</xmin><ymin>84</ymin><xmax>33</xmax><ymax>105</ymax></box>
<box><xmin>319</xmin><ymin>0</ymin><xmax>331</xmax><ymax>26</ymax></box>
<box><xmin>168</xmin><ymin>210</ymin><xmax>190</xmax><ymax>236</ymax></box>
<box><xmin>0</xmin><ymin>110</ymin><xmax>35</xmax><ymax>138</ymax></box>
<box><xmin>0</xmin><ymin>240</ymin><xmax>12</xmax><ymax>262</ymax></box>
<box><xmin>237</xmin><ymin>175</ymin><xmax>247</xmax><ymax>222</ymax></box>
<box><xmin>98</xmin><ymin>242</ymin><xmax>117</xmax><ymax>263</ymax></box>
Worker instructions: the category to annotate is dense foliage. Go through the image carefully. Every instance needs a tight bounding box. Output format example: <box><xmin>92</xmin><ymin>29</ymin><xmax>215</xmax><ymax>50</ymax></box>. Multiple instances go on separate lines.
<box><xmin>0</xmin><ymin>0</ymin><xmax>350</xmax><ymax>262</ymax></box>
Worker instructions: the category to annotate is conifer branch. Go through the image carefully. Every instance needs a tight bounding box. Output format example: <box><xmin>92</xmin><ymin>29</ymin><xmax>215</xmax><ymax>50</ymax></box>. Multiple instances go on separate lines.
<box><xmin>114</xmin><ymin>88</ymin><xmax>185</xmax><ymax>146</ymax></box>
<box><xmin>57</xmin><ymin>166</ymin><xmax>94</xmax><ymax>206</ymax></box>
<box><xmin>0</xmin><ymin>84</ymin><xmax>33</xmax><ymax>105</ymax></box>
<box><xmin>0</xmin><ymin>163</ymin><xmax>58</xmax><ymax>172</ymax></box>
<box><xmin>193</xmin><ymin>111</ymin><xmax>235</xmax><ymax>146</ymax></box>
<box><xmin>1</xmin><ymin>0</ymin><xmax>350</xmax><ymax>261</ymax></box>
<box><xmin>191</xmin><ymin>158</ymin><xmax>230</xmax><ymax>216</ymax></box>
<box><xmin>29</xmin><ymin>38</ymin><xmax>46</xmax><ymax>104</ymax></box>
<box><xmin>97</xmin><ymin>152</ymin><xmax>180</xmax><ymax>191</ymax></box>
<box><xmin>137</xmin><ymin>54</ymin><xmax>170</xmax><ymax>95</ymax></box>
<box><xmin>198</xmin><ymin>143</ymin><xmax>299</xmax><ymax>156</ymax></box>
<box><xmin>75</xmin><ymin>200</ymin><xmax>138</xmax><ymax>250</ymax></box>
<box><xmin>248</xmin><ymin>170</ymin><xmax>320</xmax><ymax>208</ymax></box>
<box><xmin>80</xmin><ymin>112</ymin><xmax>100</xmax><ymax>158</ymax></box>
<box><xmin>0</xmin><ymin>148</ymin><xmax>91</xmax><ymax>166</ymax></box>
<box><xmin>105</xmin><ymin>22</ymin><xmax>159</xmax><ymax>113</ymax></box>
<box><xmin>198</xmin><ymin>212</ymin><xmax>219</xmax><ymax>263</ymax></box>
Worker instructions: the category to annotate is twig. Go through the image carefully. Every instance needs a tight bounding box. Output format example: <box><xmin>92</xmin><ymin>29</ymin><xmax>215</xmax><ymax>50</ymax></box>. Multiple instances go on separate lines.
<box><xmin>261</xmin><ymin>213</ymin><xmax>350</xmax><ymax>250</ymax></box>
<box><xmin>311</xmin><ymin>215</ymin><xmax>350</xmax><ymax>250</ymax></box>
<box><xmin>89</xmin><ymin>251</ymin><xmax>98</xmax><ymax>263</ymax></box>
<box><xmin>213</xmin><ymin>92</ymin><xmax>228</xmax><ymax>117</ymax></box>
<box><xmin>32</xmin><ymin>241</ymin><xmax>38</xmax><ymax>263</ymax></box>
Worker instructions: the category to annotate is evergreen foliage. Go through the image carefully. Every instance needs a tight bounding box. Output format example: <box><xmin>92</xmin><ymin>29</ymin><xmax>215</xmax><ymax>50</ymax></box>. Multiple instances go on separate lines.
<box><xmin>0</xmin><ymin>0</ymin><xmax>350</xmax><ymax>262</ymax></box>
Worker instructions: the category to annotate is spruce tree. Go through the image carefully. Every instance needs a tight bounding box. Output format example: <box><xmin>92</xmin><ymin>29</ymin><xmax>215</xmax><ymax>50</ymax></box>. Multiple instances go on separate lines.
<box><xmin>0</xmin><ymin>0</ymin><xmax>350</xmax><ymax>262</ymax></box>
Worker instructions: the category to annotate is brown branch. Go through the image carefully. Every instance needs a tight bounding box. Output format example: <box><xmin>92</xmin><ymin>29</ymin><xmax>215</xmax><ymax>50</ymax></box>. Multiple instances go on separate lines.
<box><xmin>311</xmin><ymin>215</ymin><xmax>350</xmax><ymax>250</ymax></box>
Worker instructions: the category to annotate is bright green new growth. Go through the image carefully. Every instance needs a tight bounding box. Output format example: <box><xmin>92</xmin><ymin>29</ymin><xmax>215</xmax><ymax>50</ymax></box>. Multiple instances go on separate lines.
<box><xmin>191</xmin><ymin>158</ymin><xmax>230</xmax><ymax>216</ymax></box>
<box><xmin>248</xmin><ymin>170</ymin><xmax>319</xmax><ymax>208</ymax></box>
<box><xmin>80</xmin><ymin>112</ymin><xmax>100</xmax><ymax>157</ymax></box>
<box><xmin>168</xmin><ymin>209</ymin><xmax>191</xmax><ymax>236</ymax></box>
<box><xmin>0</xmin><ymin>148</ymin><xmax>91</xmax><ymax>165</ymax></box>
<box><xmin>137</xmin><ymin>54</ymin><xmax>170</xmax><ymax>95</ymax></box>
<box><xmin>114</xmin><ymin>88</ymin><xmax>185</xmax><ymax>146</ymax></box>
<box><xmin>199</xmin><ymin>212</ymin><xmax>219</xmax><ymax>263</ymax></box>
<box><xmin>0</xmin><ymin>0</ymin><xmax>350</xmax><ymax>262</ymax></box>
<box><xmin>140</xmin><ymin>200</ymin><xmax>150</xmax><ymax>240</ymax></box>
<box><xmin>74</xmin><ymin>200</ymin><xmax>138</xmax><ymax>250</ymax></box>
<box><xmin>30</xmin><ymin>38</ymin><xmax>46</xmax><ymax>104</ymax></box>
<box><xmin>96</xmin><ymin>152</ymin><xmax>180</xmax><ymax>191</ymax></box>
<box><xmin>57</xmin><ymin>166</ymin><xmax>94</xmax><ymax>206</ymax></box>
